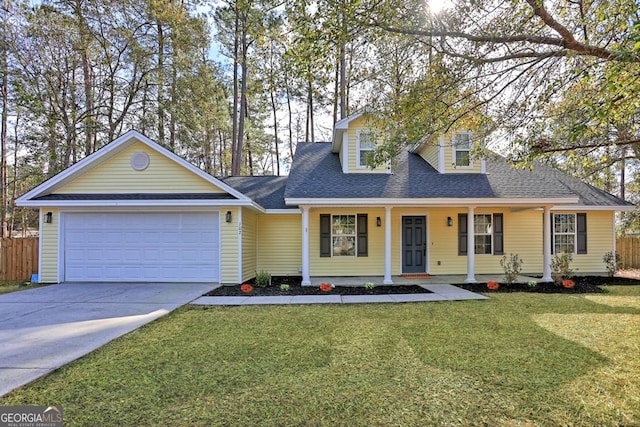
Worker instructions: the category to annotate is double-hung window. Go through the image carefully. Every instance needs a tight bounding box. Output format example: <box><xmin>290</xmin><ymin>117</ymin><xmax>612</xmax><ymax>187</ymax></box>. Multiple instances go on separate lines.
<box><xmin>552</xmin><ymin>213</ymin><xmax>587</xmax><ymax>254</ymax></box>
<box><xmin>357</xmin><ymin>132</ymin><xmax>375</xmax><ymax>167</ymax></box>
<box><xmin>458</xmin><ymin>213</ymin><xmax>504</xmax><ymax>255</ymax></box>
<box><xmin>453</xmin><ymin>132</ymin><xmax>471</xmax><ymax>167</ymax></box>
<box><xmin>320</xmin><ymin>214</ymin><xmax>368</xmax><ymax>257</ymax></box>
<box><xmin>474</xmin><ymin>214</ymin><xmax>493</xmax><ymax>254</ymax></box>
<box><xmin>332</xmin><ymin>215</ymin><xmax>356</xmax><ymax>256</ymax></box>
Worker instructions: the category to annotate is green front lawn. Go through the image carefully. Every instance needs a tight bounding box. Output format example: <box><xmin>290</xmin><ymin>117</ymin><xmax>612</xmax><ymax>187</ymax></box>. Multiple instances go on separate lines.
<box><xmin>2</xmin><ymin>286</ymin><xmax>639</xmax><ymax>426</ymax></box>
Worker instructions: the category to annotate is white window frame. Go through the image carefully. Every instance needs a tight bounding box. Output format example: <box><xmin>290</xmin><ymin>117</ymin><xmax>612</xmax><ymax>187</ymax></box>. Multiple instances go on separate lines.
<box><xmin>332</xmin><ymin>214</ymin><xmax>356</xmax><ymax>257</ymax></box>
<box><xmin>553</xmin><ymin>213</ymin><xmax>576</xmax><ymax>254</ymax></box>
<box><xmin>356</xmin><ymin>130</ymin><xmax>375</xmax><ymax>168</ymax></box>
<box><xmin>474</xmin><ymin>214</ymin><xmax>493</xmax><ymax>255</ymax></box>
<box><xmin>452</xmin><ymin>131</ymin><xmax>473</xmax><ymax>168</ymax></box>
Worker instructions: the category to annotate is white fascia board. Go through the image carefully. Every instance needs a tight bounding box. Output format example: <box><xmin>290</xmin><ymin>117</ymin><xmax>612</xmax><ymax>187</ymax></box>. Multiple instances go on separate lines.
<box><xmin>551</xmin><ymin>205</ymin><xmax>637</xmax><ymax>211</ymax></box>
<box><xmin>265</xmin><ymin>209</ymin><xmax>301</xmax><ymax>214</ymax></box>
<box><xmin>16</xmin><ymin>130</ymin><xmax>251</xmax><ymax>204</ymax></box>
<box><xmin>17</xmin><ymin>199</ymin><xmax>257</xmax><ymax>208</ymax></box>
<box><xmin>285</xmin><ymin>197</ymin><xmax>580</xmax><ymax>207</ymax></box>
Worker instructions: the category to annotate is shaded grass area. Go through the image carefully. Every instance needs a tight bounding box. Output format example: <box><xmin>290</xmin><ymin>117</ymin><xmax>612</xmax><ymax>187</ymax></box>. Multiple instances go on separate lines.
<box><xmin>1</xmin><ymin>287</ymin><xmax>639</xmax><ymax>426</ymax></box>
<box><xmin>0</xmin><ymin>280</ymin><xmax>50</xmax><ymax>295</ymax></box>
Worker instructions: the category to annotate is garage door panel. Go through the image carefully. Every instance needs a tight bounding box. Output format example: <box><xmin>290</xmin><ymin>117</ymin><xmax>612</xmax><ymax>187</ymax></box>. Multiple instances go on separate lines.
<box><xmin>64</xmin><ymin>212</ymin><xmax>219</xmax><ymax>282</ymax></box>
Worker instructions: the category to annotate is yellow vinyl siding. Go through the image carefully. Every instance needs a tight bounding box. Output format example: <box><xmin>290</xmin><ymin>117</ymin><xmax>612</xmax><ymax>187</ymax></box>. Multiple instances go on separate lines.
<box><xmin>220</xmin><ymin>207</ymin><xmax>240</xmax><ymax>284</ymax></box>
<box><xmin>242</xmin><ymin>209</ymin><xmax>257</xmax><ymax>282</ymax></box>
<box><xmin>561</xmin><ymin>210</ymin><xmax>612</xmax><ymax>274</ymax></box>
<box><xmin>443</xmin><ymin>134</ymin><xmax>483</xmax><ymax>174</ymax></box>
<box><xmin>39</xmin><ymin>208</ymin><xmax>59</xmax><ymax>283</ymax></box>
<box><xmin>257</xmin><ymin>214</ymin><xmax>302</xmax><ymax>276</ymax></box>
<box><xmin>421</xmin><ymin>208</ymin><xmax>464</xmax><ymax>275</ymax></box>
<box><xmin>416</xmin><ymin>143</ymin><xmax>440</xmax><ymax>171</ymax></box>
<box><xmin>346</xmin><ymin>116</ymin><xmax>387</xmax><ymax>173</ymax></box>
<box><xmin>58</xmin><ymin>141</ymin><xmax>225</xmax><ymax>193</ymax></box>
<box><xmin>309</xmin><ymin>207</ymin><xmax>385</xmax><ymax>276</ymax></box>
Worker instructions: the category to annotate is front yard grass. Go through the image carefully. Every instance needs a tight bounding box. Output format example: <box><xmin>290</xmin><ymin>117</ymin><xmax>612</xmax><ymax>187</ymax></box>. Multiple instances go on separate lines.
<box><xmin>1</xmin><ymin>286</ymin><xmax>639</xmax><ymax>426</ymax></box>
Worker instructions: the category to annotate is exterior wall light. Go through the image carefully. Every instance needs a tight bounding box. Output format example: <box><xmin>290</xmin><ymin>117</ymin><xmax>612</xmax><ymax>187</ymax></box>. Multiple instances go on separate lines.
<box><xmin>226</xmin><ymin>211</ymin><xmax>232</xmax><ymax>223</ymax></box>
<box><xmin>447</xmin><ymin>216</ymin><xmax>453</xmax><ymax>227</ymax></box>
<box><xmin>45</xmin><ymin>212</ymin><xmax>53</xmax><ymax>224</ymax></box>
<box><xmin>376</xmin><ymin>217</ymin><xmax>382</xmax><ymax>227</ymax></box>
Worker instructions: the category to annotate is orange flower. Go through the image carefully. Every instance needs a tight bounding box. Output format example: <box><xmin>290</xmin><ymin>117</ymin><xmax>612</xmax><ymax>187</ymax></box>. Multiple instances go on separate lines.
<box><xmin>319</xmin><ymin>283</ymin><xmax>334</xmax><ymax>292</ymax></box>
<box><xmin>562</xmin><ymin>279</ymin><xmax>575</xmax><ymax>289</ymax></box>
<box><xmin>241</xmin><ymin>284</ymin><xmax>254</xmax><ymax>293</ymax></box>
<box><xmin>487</xmin><ymin>281</ymin><xmax>500</xmax><ymax>290</ymax></box>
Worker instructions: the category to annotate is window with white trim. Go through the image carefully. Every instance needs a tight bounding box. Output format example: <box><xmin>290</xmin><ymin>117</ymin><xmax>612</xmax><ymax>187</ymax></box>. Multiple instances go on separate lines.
<box><xmin>332</xmin><ymin>215</ymin><xmax>356</xmax><ymax>256</ymax></box>
<box><xmin>357</xmin><ymin>132</ymin><xmax>375</xmax><ymax>167</ymax></box>
<box><xmin>458</xmin><ymin>213</ymin><xmax>504</xmax><ymax>255</ymax></box>
<box><xmin>553</xmin><ymin>214</ymin><xmax>575</xmax><ymax>253</ymax></box>
<box><xmin>453</xmin><ymin>132</ymin><xmax>471</xmax><ymax>167</ymax></box>
<box><xmin>474</xmin><ymin>214</ymin><xmax>493</xmax><ymax>254</ymax></box>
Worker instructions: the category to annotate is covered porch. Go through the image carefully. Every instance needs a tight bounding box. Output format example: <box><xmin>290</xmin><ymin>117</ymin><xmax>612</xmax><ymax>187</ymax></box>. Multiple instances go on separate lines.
<box><xmin>307</xmin><ymin>274</ymin><xmax>543</xmax><ymax>287</ymax></box>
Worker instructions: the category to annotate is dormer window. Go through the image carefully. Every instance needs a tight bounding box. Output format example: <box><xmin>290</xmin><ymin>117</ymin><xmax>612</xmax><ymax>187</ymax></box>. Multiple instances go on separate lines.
<box><xmin>357</xmin><ymin>131</ymin><xmax>375</xmax><ymax>167</ymax></box>
<box><xmin>453</xmin><ymin>132</ymin><xmax>472</xmax><ymax>167</ymax></box>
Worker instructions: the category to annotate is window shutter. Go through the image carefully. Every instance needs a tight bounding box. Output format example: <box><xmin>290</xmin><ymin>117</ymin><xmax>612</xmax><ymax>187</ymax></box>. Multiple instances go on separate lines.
<box><xmin>458</xmin><ymin>213</ymin><xmax>468</xmax><ymax>255</ymax></box>
<box><xmin>577</xmin><ymin>213</ymin><xmax>587</xmax><ymax>254</ymax></box>
<box><xmin>357</xmin><ymin>214</ymin><xmax>368</xmax><ymax>257</ymax></box>
<box><xmin>549</xmin><ymin>212</ymin><xmax>554</xmax><ymax>255</ymax></box>
<box><xmin>320</xmin><ymin>214</ymin><xmax>331</xmax><ymax>257</ymax></box>
<box><xmin>493</xmin><ymin>213</ymin><xmax>504</xmax><ymax>255</ymax></box>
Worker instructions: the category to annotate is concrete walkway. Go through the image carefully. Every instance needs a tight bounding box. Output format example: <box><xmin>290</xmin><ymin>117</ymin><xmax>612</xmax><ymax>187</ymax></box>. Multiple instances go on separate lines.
<box><xmin>0</xmin><ymin>282</ymin><xmax>215</xmax><ymax>397</ymax></box>
<box><xmin>191</xmin><ymin>284</ymin><xmax>487</xmax><ymax>306</ymax></box>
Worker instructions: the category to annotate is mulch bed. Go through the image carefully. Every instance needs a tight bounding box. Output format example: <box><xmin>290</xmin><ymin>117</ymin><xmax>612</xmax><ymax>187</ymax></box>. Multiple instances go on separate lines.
<box><xmin>456</xmin><ymin>275</ymin><xmax>640</xmax><ymax>294</ymax></box>
<box><xmin>205</xmin><ymin>276</ymin><xmax>432</xmax><ymax>296</ymax></box>
<box><xmin>205</xmin><ymin>275</ymin><xmax>640</xmax><ymax>297</ymax></box>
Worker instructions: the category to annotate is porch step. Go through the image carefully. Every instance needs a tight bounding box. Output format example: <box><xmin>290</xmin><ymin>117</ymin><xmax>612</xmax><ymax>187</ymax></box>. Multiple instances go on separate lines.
<box><xmin>399</xmin><ymin>274</ymin><xmax>431</xmax><ymax>279</ymax></box>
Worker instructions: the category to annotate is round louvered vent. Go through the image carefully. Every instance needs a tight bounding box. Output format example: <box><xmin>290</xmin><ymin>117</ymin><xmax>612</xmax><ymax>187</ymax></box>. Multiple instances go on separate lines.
<box><xmin>131</xmin><ymin>152</ymin><xmax>150</xmax><ymax>171</ymax></box>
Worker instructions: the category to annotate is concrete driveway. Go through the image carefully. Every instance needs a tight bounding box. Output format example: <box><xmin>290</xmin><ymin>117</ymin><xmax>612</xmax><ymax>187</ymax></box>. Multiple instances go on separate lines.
<box><xmin>0</xmin><ymin>282</ymin><xmax>215</xmax><ymax>397</ymax></box>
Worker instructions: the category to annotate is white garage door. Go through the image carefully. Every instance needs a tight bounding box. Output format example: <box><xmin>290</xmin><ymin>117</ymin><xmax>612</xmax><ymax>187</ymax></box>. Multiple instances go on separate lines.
<box><xmin>64</xmin><ymin>212</ymin><xmax>219</xmax><ymax>282</ymax></box>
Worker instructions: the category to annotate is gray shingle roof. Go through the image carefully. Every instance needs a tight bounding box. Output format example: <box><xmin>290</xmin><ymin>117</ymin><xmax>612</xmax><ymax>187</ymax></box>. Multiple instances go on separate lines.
<box><xmin>283</xmin><ymin>142</ymin><xmax>632</xmax><ymax>207</ymax></box>
<box><xmin>221</xmin><ymin>176</ymin><xmax>289</xmax><ymax>210</ymax></box>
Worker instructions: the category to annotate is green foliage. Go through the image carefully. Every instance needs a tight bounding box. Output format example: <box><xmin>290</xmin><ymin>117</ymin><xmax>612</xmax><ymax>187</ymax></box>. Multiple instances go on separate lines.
<box><xmin>551</xmin><ymin>253</ymin><xmax>574</xmax><ymax>283</ymax></box>
<box><xmin>363</xmin><ymin>282</ymin><xmax>375</xmax><ymax>290</ymax></box>
<box><xmin>602</xmin><ymin>251</ymin><xmax>621</xmax><ymax>277</ymax></box>
<box><xmin>527</xmin><ymin>280</ymin><xmax>538</xmax><ymax>288</ymax></box>
<box><xmin>279</xmin><ymin>284</ymin><xmax>290</xmax><ymax>292</ymax></box>
<box><xmin>255</xmin><ymin>270</ymin><xmax>271</xmax><ymax>288</ymax></box>
<box><xmin>499</xmin><ymin>253</ymin><xmax>523</xmax><ymax>284</ymax></box>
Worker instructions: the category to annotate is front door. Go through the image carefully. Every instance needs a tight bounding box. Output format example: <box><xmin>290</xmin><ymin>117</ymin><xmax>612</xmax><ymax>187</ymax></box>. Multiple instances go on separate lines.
<box><xmin>402</xmin><ymin>216</ymin><xmax>426</xmax><ymax>273</ymax></box>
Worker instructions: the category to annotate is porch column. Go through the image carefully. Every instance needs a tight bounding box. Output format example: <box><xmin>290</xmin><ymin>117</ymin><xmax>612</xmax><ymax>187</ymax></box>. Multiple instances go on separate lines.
<box><xmin>465</xmin><ymin>206</ymin><xmax>477</xmax><ymax>283</ymax></box>
<box><xmin>542</xmin><ymin>205</ymin><xmax>552</xmax><ymax>282</ymax></box>
<box><xmin>301</xmin><ymin>206</ymin><xmax>311</xmax><ymax>286</ymax></box>
<box><xmin>384</xmin><ymin>206</ymin><xmax>393</xmax><ymax>284</ymax></box>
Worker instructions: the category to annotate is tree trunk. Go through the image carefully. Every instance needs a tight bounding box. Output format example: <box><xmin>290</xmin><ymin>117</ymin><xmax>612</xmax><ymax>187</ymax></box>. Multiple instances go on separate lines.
<box><xmin>157</xmin><ymin>21</ymin><xmax>165</xmax><ymax>145</ymax></box>
<box><xmin>286</xmin><ymin>86</ymin><xmax>293</xmax><ymax>158</ymax></box>
<box><xmin>231</xmin><ymin>6</ymin><xmax>240</xmax><ymax>175</ymax></box>
<box><xmin>0</xmin><ymin>28</ymin><xmax>7</xmax><ymax>238</ymax></box>
<box><xmin>233</xmin><ymin>13</ymin><xmax>248</xmax><ymax>175</ymax></box>
<box><xmin>270</xmin><ymin>89</ymin><xmax>280</xmax><ymax>176</ymax></box>
<box><xmin>74</xmin><ymin>0</ymin><xmax>94</xmax><ymax>156</ymax></box>
<box><xmin>308</xmin><ymin>79</ymin><xmax>314</xmax><ymax>142</ymax></box>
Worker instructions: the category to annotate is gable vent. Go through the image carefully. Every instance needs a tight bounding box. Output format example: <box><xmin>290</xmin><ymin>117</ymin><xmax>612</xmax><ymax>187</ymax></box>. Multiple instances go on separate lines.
<box><xmin>131</xmin><ymin>152</ymin><xmax>150</xmax><ymax>171</ymax></box>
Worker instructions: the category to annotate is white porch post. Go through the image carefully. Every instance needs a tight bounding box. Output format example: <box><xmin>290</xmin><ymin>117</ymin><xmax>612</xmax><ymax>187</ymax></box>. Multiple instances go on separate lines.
<box><xmin>465</xmin><ymin>206</ymin><xmax>477</xmax><ymax>283</ymax></box>
<box><xmin>384</xmin><ymin>206</ymin><xmax>393</xmax><ymax>284</ymax></box>
<box><xmin>542</xmin><ymin>205</ymin><xmax>552</xmax><ymax>282</ymax></box>
<box><xmin>301</xmin><ymin>206</ymin><xmax>311</xmax><ymax>286</ymax></box>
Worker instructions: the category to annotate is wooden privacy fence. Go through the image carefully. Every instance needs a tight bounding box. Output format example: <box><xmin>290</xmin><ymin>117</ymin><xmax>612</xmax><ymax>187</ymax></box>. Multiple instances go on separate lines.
<box><xmin>617</xmin><ymin>237</ymin><xmax>640</xmax><ymax>269</ymax></box>
<box><xmin>0</xmin><ymin>238</ymin><xmax>39</xmax><ymax>281</ymax></box>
